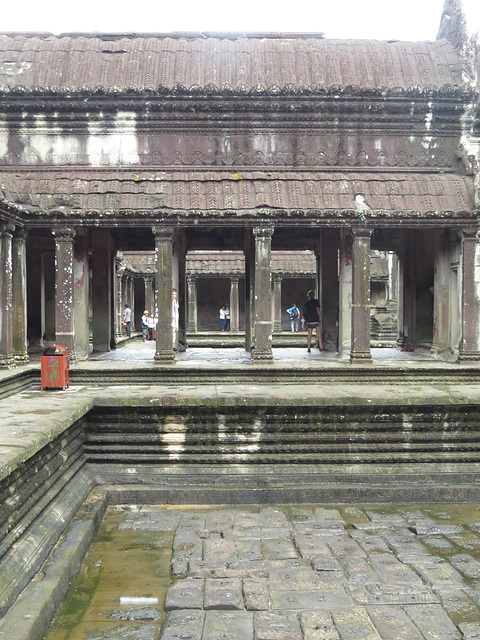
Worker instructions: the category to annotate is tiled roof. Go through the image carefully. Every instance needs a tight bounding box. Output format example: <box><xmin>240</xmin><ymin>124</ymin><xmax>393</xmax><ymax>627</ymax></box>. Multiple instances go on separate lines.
<box><xmin>186</xmin><ymin>250</ymin><xmax>316</xmax><ymax>275</ymax></box>
<box><xmin>0</xmin><ymin>170</ymin><xmax>473</xmax><ymax>216</ymax></box>
<box><xmin>0</xmin><ymin>33</ymin><xmax>466</xmax><ymax>94</ymax></box>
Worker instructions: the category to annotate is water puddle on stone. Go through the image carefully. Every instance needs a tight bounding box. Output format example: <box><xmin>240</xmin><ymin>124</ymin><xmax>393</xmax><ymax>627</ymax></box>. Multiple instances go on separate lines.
<box><xmin>43</xmin><ymin>503</ymin><xmax>480</xmax><ymax>639</ymax></box>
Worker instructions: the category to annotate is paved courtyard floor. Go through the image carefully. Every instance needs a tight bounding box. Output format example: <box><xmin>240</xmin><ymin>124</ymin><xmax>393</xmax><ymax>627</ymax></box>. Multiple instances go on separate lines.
<box><xmin>45</xmin><ymin>503</ymin><xmax>480</xmax><ymax>640</ymax></box>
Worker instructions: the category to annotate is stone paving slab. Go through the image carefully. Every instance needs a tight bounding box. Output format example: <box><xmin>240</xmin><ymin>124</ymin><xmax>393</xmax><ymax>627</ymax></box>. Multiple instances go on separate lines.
<box><xmin>41</xmin><ymin>503</ymin><xmax>480</xmax><ymax>640</ymax></box>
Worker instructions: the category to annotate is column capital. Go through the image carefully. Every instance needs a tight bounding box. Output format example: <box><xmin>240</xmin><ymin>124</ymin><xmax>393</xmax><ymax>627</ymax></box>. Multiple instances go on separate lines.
<box><xmin>0</xmin><ymin>223</ymin><xmax>15</xmax><ymax>237</ymax></box>
<box><xmin>459</xmin><ymin>227</ymin><xmax>480</xmax><ymax>241</ymax></box>
<box><xmin>52</xmin><ymin>226</ymin><xmax>76</xmax><ymax>241</ymax></box>
<box><xmin>13</xmin><ymin>226</ymin><xmax>27</xmax><ymax>241</ymax></box>
<box><xmin>273</xmin><ymin>273</ymin><xmax>283</xmax><ymax>283</ymax></box>
<box><xmin>350</xmin><ymin>227</ymin><xmax>373</xmax><ymax>240</ymax></box>
<box><xmin>187</xmin><ymin>273</ymin><xmax>197</xmax><ymax>283</ymax></box>
<box><xmin>152</xmin><ymin>225</ymin><xmax>174</xmax><ymax>239</ymax></box>
<box><xmin>253</xmin><ymin>225</ymin><xmax>274</xmax><ymax>239</ymax></box>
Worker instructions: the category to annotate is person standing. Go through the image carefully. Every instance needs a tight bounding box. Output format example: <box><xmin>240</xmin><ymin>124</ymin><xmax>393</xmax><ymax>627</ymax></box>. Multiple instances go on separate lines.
<box><xmin>147</xmin><ymin>312</ymin><xmax>156</xmax><ymax>341</ymax></box>
<box><xmin>302</xmin><ymin>290</ymin><xmax>324</xmax><ymax>353</ymax></box>
<box><xmin>141</xmin><ymin>310</ymin><xmax>149</xmax><ymax>342</ymax></box>
<box><xmin>172</xmin><ymin>289</ymin><xmax>179</xmax><ymax>347</ymax></box>
<box><xmin>286</xmin><ymin>304</ymin><xmax>300</xmax><ymax>332</ymax></box>
<box><xmin>124</xmin><ymin>304</ymin><xmax>132</xmax><ymax>338</ymax></box>
<box><xmin>219</xmin><ymin>306</ymin><xmax>226</xmax><ymax>332</ymax></box>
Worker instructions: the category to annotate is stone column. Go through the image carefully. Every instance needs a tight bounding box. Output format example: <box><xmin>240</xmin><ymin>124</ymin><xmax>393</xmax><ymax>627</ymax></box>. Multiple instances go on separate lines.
<box><xmin>338</xmin><ymin>230</ymin><xmax>352</xmax><ymax>359</ymax></box>
<box><xmin>230</xmin><ymin>276</ymin><xmax>240</xmax><ymax>333</ymax></box>
<box><xmin>273</xmin><ymin>275</ymin><xmax>282</xmax><ymax>333</ymax></box>
<box><xmin>401</xmin><ymin>230</ymin><xmax>416</xmax><ymax>352</ymax></box>
<box><xmin>153</xmin><ymin>226</ymin><xmax>175</xmax><ymax>362</ymax></box>
<box><xmin>144</xmin><ymin>275</ymin><xmax>154</xmax><ymax>315</ymax></box>
<box><xmin>459</xmin><ymin>228</ymin><xmax>480</xmax><ymax>361</ymax></box>
<box><xmin>350</xmin><ymin>227</ymin><xmax>372</xmax><ymax>364</ymax></box>
<box><xmin>12</xmin><ymin>227</ymin><xmax>29</xmax><ymax>364</ymax></box>
<box><xmin>74</xmin><ymin>228</ymin><xmax>90</xmax><ymax>360</ymax></box>
<box><xmin>244</xmin><ymin>230</ymin><xmax>253</xmax><ymax>353</ymax></box>
<box><xmin>115</xmin><ymin>261</ymin><xmax>125</xmax><ymax>339</ymax></box>
<box><xmin>127</xmin><ymin>276</ymin><xmax>135</xmax><ymax>331</ymax></box>
<box><xmin>431</xmin><ymin>231</ymin><xmax>448</xmax><ymax>357</ymax></box>
<box><xmin>92</xmin><ymin>229</ymin><xmax>113</xmax><ymax>352</ymax></box>
<box><xmin>253</xmin><ymin>226</ymin><xmax>274</xmax><ymax>361</ymax></box>
<box><xmin>53</xmin><ymin>226</ymin><xmax>76</xmax><ymax>361</ymax></box>
<box><xmin>0</xmin><ymin>224</ymin><xmax>15</xmax><ymax>368</ymax></box>
<box><xmin>187</xmin><ymin>275</ymin><xmax>198</xmax><ymax>333</ymax></box>
<box><xmin>321</xmin><ymin>229</ymin><xmax>339</xmax><ymax>347</ymax></box>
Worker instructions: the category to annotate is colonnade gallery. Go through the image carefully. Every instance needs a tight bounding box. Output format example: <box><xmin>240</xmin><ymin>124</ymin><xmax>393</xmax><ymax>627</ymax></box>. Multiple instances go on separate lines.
<box><xmin>0</xmin><ymin>0</ymin><xmax>479</xmax><ymax>366</ymax></box>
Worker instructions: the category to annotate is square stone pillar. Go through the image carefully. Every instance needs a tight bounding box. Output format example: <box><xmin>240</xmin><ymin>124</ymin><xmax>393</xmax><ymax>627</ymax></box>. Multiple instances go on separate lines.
<box><xmin>92</xmin><ymin>229</ymin><xmax>113</xmax><ymax>353</ymax></box>
<box><xmin>244</xmin><ymin>230</ymin><xmax>253</xmax><ymax>353</ymax></box>
<box><xmin>187</xmin><ymin>275</ymin><xmax>198</xmax><ymax>333</ymax></box>
<box><xmin>127</xmin><ymin>276</ymin><xmax>135</xmax><ymax>331</ymax></box>
<box><xmin>144</xmin><ymin>275</ymin><xmax>154</xmax><ymax>315</ymax></box>
<box><xmin>321</xmin><ymin>229</ymin><xmax>339</xmax><ymax>348</ymax></box>
<box><xmin>115</xmin><ymin>260</ymin><xmax>125</xmax><ymax>339</ymax></box>
<box><xmin>230</xmin><ymin>276</ymin><xmax>240</xmax><ymax>332</ymax></box>
<box><xmin>176</xmin><ymin>229</ymin><xmax>187</xmax><ymax>351</ymax></box>
<box><xmin>53</xmin><ymin>226</ymin><xmax>76</xmax><ymax>361</ymax></box>
<box><xmin>459</xmin><ymin>229</ymin><xmax>480</xmax><ymax>361</ymax></box>
<box><xmin>153</xmin><ymin>226</ymin><xmax>175</xmax><ymax>362</ymax></box>
<box><xmin>253</xmin><ymin>226</ymin><xmax>274</xmax><ymax>361</ymax></box>
<box><xmin>431</xmin><ymin>230</ymin><xmax>448</xmax><ymax>357</ymax></box>
<box><xmin>273</xmin><ymin>275</ymin><xmax>282</xmax><ymax>333</ymax></box>
<box><xmin>401</xmin><ymin>230</ymin><xmax>416</xmax><ymax>352</ymax></box>
<box><xmin>12</xmin><ymin>228</ymin><xmax>29</xmax><ymax>364</ymax></box>
<box><xmin>0</xmin><ymin>224</ymin><xmax>15</xmax><ymax>368</ymax></box>
<box><xmin>338</xmin><ymin>230</ymin><xmax>352</xmax><ymax>359</ymax></box>
<box><xmin>350</xmin><ymin>228</ymin><xmax>372</xmax><ymax>364</ymax></box>
<box><xmin>74</xmin><ymin>228</ymin><xmax>90</xmax><ymax>359</ymax></box>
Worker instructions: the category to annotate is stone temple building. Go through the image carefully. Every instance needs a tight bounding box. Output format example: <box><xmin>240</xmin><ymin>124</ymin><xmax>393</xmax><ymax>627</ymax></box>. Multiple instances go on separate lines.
<box><xmin>0</xmin><ymin>0</ymin><xmax>479</xmax><ymax>367</ymax></box>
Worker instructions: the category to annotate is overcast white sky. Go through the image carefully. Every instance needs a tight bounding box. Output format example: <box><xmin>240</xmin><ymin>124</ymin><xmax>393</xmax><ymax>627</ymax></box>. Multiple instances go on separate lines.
<box><xmin>1</xmin><ymin>0</ymin><xmax>479</xmax><ymax>41</ymax></box>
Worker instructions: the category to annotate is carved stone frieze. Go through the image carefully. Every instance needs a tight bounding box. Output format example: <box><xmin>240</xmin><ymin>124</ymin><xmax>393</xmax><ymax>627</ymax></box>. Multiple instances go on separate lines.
<box><xmin>0</xmin><ymin>146</ymin><xmax>456</xmax><ymax>169</ymax></box>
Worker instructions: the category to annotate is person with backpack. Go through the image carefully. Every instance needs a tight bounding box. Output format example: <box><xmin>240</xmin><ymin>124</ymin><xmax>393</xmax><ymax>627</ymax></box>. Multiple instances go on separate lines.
<box><xmin>286</xmin><ymin>304</ymin><xmax>300</xmax><ymax>332</ymax></box>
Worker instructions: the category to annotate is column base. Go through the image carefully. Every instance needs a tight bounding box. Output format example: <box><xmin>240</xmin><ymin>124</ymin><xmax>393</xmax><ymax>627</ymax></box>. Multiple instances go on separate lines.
<box><xmin>350</xmin><ymin>349</ymin><xmax>372</xmax><ymax>364</ymax></box>
<box><xmin>14</xmin><ymin>354</ymin><xmax>30</xmax><ymax>365</ymax></box>
<box><xmin>0</xmin><ymin>356</ymin><xmax>16</xmax><ymax>369</ymax></box>
<box><xmin>252</xmin><ymin>349</ymin><xmax>273</xmax><ymax>361</ymax></box>
<box><xmin>154</xmin><ymin>350</ymin><xmax>176</xmax><ymax>363</ymax></box>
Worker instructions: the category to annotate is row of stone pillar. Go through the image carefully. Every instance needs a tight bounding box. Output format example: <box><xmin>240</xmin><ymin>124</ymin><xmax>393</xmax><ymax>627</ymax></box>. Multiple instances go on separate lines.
<box><xmin>2</xmin><ymin>222</ymin><xmax>479</xmax><ymax>367</ymax></box>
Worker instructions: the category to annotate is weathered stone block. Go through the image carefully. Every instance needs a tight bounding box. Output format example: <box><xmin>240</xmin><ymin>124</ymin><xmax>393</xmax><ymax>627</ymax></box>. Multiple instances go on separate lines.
<box><xmin>164</xmin><ymin>578</ymin><xmax>204</xmax><ymax>610</ymax></box>
<box><xmin>299</xmin><ymin>611</ymin><xmax>340</xmax><ymax>640</ymax></box>
<box><xmin>204</xmin><ymin>577</ymin><xmax>244</xmax><ymax>610</ymax></box>
<box><xmin>159</xmin><ymin>610</ymin><xmax>205</xmax><ymax>640</ymax></box>
<box><xmin>243</xmin><ymin>577</ymin><xmax>270</xmax><ymax>611</ymax></box>
<box><xmin>203</xmin><ymin>610</ymin><xmax>254</xmax><ymax>640</ymax></box>
<box><xmin>254</xmin><ymin>611</ymin><xmax>301</xmax><ymax>640</ymax></box>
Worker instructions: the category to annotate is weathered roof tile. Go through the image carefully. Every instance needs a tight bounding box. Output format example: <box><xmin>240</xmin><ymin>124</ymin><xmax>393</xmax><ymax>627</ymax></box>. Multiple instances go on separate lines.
<box><xmin>0</xmin><ymin>34</ymin><xmax>467</xmax><ymax>94</ymax></box>
<box><xmin>0</xmin><ymin>169</ymin><xmax>474</xmax><ymax>216</ymax></box>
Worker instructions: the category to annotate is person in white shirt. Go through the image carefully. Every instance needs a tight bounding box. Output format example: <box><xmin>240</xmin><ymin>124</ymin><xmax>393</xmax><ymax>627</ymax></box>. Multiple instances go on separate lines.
<box><xmin>219</xmin><ymin>306</ymin><xmax>226</xmax><ymax>331</ymax></box>
<box><xmin>141</xmin><ymin>310</ymin><xmax>149</xmax><ymax>343</ymax></box>
<box><xmin>147</xmin><ymin>313</ymin><xmax>156</xmax><ymax>341</ymax></box>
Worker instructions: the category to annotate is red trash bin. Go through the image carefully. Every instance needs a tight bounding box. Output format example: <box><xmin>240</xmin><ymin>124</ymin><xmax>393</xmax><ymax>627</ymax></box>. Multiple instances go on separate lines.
<box><xmin>41</xmin><ymin>344</ymin><xmax>69</xmax><ymax>390</ymax></box>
